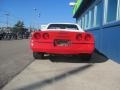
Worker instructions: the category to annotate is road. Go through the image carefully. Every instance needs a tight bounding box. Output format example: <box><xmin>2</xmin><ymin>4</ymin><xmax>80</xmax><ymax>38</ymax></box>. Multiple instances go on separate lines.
<box><xmin>0</xmin><ymin>39</ymin><xmax>120</xmax><ymax>90</ymax></box>
<box><xmin>0</xmin><ymin>39</ymin><xmax>33</xmax><ymax>88</ymax></box>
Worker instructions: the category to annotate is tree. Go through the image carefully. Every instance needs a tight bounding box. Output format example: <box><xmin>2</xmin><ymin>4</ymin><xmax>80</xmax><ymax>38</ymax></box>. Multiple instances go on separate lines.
<box><xmin>12</xmin><ymin>20</ymin><xmax>27</xmax><ymax>33</ymax></box>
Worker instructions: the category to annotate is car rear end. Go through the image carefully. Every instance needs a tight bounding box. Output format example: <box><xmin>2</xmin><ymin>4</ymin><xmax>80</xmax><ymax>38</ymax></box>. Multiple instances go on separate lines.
<box><xmin>30</xmin><ymin>30</ymin><xmax>95</xmax><ymax>55</ymax></box>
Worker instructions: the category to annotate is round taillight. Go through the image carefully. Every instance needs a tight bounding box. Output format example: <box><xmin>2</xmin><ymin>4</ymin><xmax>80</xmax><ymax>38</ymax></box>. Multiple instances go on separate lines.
<box><xmin>34</xmin><ymin>33</ymin><xmax>41</xmax><ymax>39</ymax></box>
<box><xmin>43</xmin><ymin>33</ymin><xmax>49</xmax><ymax>39</ymax></box>
<box><xmin>76</xmin><ymin>34</ymin><xmax>82</xmax><ymax>40</ymax></box>
<box><xmin>85</xmin><ymin>34</ymin><xmax>91</xmax><ymax>41</ymax></box>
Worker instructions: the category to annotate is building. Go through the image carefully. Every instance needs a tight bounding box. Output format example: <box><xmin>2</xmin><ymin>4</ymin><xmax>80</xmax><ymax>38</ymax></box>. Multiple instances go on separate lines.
<box><xmin>0</xmin><ymin>27</ymin><xmax>11</xmax><ymax>33</ymax></box>
<box><xmin>72</xmin><ymin>0</ymin><xmax>120</xmax><ymax>63</ymax></box>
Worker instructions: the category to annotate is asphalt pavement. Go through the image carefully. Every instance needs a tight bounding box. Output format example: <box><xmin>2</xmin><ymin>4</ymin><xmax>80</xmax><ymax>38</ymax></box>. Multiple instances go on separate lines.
<box><xmin>0</xmin><ymin>39</ymin><xmax>33</xmax><ymax>89</ymax></box>
<box><xmin>0</xmin><ymin>39</ymin><xmax>120</xmax><ymax>90</ymax></box>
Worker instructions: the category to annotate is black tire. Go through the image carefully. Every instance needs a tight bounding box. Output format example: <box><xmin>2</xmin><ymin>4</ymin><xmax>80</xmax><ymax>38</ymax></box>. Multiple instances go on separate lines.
<box><xmin>33</xmin><ymin>52</ymin><xmax>44</xmax><ymax>59</ymax></box>
<box><xmin>81</xmin><ymin>54</ymin><xmax>92</xmax><ymax>60</ymax></box>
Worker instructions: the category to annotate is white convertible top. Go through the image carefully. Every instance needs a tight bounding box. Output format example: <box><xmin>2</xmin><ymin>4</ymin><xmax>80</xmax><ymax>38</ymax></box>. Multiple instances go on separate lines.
<box><xmin>41</xmin><ymin>23</ymin><xmax>84</xmax><ymax>32</ymax></box>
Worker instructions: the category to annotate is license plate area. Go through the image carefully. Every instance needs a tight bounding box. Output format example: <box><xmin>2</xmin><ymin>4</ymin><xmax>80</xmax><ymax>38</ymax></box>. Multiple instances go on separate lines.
<box><xmin>54</xmin><ymin>39</ymin><xmax>71</xmax><ymax>47</ymax></box>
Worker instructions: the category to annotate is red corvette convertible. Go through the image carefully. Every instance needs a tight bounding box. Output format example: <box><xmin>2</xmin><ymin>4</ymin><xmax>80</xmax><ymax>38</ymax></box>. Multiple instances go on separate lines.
<box><xmin>30</xmin><ymin>23</ymin><xmax>95</xmax><ymax>59</ymax></box>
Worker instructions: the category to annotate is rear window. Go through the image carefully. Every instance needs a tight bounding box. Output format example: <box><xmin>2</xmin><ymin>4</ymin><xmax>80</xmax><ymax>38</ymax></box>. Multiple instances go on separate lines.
<box><xmin>47</xmin><ymin>24</ymin><xmax>79</xmax><ymax>30</ymax></box>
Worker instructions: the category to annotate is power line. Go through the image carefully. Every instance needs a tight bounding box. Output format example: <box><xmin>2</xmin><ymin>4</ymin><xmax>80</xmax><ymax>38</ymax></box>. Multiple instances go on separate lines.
<box><xmin>0</xmin><ymin>10</ymin><xmax>24</xmax><ymax>27</ymax></box>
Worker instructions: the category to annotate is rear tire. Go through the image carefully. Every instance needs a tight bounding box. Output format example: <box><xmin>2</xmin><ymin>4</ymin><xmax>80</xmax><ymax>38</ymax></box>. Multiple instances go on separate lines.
<box><xmin>33</xmin><ymin>52</ymin><xmax>44</xmax><ymax>59</ymax></box>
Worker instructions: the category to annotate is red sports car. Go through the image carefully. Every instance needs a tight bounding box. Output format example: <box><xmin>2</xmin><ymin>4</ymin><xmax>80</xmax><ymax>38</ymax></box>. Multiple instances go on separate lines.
<box><xmin>30</xmin><ymin>23</ymin><xmax>95</xmax><ymax>59</ymax></box>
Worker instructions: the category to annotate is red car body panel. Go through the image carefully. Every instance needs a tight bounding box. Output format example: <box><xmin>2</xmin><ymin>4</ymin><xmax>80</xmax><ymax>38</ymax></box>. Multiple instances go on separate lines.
<box><xmin>30</xmin><ymin>30</ymin><xmax>95</xmax><ymax>55</ymax></box>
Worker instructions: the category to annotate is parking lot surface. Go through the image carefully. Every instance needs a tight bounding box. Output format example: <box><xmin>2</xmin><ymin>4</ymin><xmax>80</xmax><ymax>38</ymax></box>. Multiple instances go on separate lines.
<box><xmin>0</xmin><ymin>40</ymin><xmax>33</xmax><ymax>88</ymax></box>
<box><xmin>2</xmin><ymin>52</ymin><xmax>120</xmax><ymax>90</ymax></box>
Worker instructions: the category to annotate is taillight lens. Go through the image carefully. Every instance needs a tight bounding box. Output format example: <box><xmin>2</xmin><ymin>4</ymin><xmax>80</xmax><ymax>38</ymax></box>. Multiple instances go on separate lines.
<box><xmin>85</xmin><ymin>34</ymin><xmax>91</xmax><ymax>41</ymax></box>
<box><xmin>34</xmin><ymin>33</ymin><xmax>41</xmax><ymax>39</ymax></box>
<box><xmin>76</xmin><ymin>34</ymin><xmax>82</xmax><ymax>40</ymax></box>
<box><xmin>43</xmin><ymin>33</ymin><xmax>49</xmax><ymax>39</ymax></box>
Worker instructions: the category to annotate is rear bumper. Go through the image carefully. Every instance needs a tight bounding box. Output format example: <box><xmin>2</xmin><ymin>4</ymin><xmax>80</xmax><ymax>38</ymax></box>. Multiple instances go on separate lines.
<box><xmin>30</xmin><ymin>42</ymin><xmax>95</xmax><ymax>55</ymax></box>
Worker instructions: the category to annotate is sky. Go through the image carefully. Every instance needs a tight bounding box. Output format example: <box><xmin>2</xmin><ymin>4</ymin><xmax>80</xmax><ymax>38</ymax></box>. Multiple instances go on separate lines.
<box><xmin>0</xmin><ymin>0</ymin><xmax>76</xmax><ymax>28</ymax></box>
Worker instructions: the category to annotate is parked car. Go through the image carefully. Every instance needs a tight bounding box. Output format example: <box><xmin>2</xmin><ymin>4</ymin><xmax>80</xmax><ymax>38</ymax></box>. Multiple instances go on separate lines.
<box><xmin>23</xmin><ymin>31</ymin><xmax>30</xmax><ymax>39</ymax></box>
<box><xmin>30</xmin><ymin>23</ymin><xmax>95</xmax><ymax>59</ymax></box>
<box><xmin>0</xmin><ymin>32</ymin><xmax>5</xmax><ymax>40</ymax></box>
<box><xmin>0</xmin><ymin>33</ymin><xmax>2</xmax><ymax>40</ymax></box>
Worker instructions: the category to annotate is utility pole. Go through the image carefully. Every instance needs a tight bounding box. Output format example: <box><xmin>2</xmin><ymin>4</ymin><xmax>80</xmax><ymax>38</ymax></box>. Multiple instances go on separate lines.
<box><xmin>33</xmin><ymin>8</ymin><xmax>40</xmax><ymax>30</ymax></box>
<box><xmin>5</xmin><ymin>12</ymin><xmax>10</xmax><ymax>28</ymax></box>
